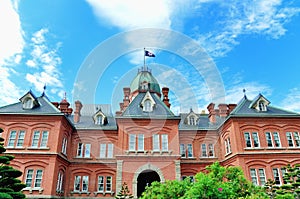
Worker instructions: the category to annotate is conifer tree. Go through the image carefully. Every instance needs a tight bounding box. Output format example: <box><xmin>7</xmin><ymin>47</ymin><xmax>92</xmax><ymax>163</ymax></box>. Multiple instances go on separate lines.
<box><xmin>115</xmin><ymin>182</ymin><xmax>133</xmax><ymax>199</ymax></box>
<box><xmin>0</xmin><ymin>128</ymin><xmax>26</xmax><ymax>199</ymax></box>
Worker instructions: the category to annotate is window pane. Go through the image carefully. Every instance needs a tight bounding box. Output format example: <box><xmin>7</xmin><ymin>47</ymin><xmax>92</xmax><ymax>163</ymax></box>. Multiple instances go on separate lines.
<box><xmin>265</xmin><ymin>132</ymin><xmax>273</xmax><ymax>147</ymax></box>
<box><xmin>286</xmin><ymin>132</ymin><xmax>294</xmax><ymax>147</ymax></box>
<box><xmin>106</xmin><ymin>176</ymin><xmax>112</xmax><ymax>192</ymax></box>
<box><xmin>293</xmin><ymin>132</ymin><xmax>300</xmax><ymax>147</ymax></box>
<box><xmin>40</xmin><ymin>131</ymin><xmax>48</xmax><ymax>147</ymax></box>
<box><xmin>98</xmin><ymin>176</ymin><xmax>104</xmax><ymax>192</ymax></box>
<box><xmin>161</xmin><ymin>134</ymin><xmax>168</xmax><ymax>151</ymax></box>
<box><xmin>138</xmin><ymin>134</ymin><xmax>144</xmax><ymax>151</ymax></box>
<box><xmin>187</xmin><ymin>144</ymin><xmax>193</xmax><ymax>158</ymax></box>
<box><xmin>82</xmin><ymin>176</ymin><xmax>89</xmax><ymax>192</ymax></box>
<box><xmin>180</xmin><ymin>144</ymin><xmax>186</xmax><ymax>158</ymax></box>
<box><xmin>250</xmin><ymin>169</ymin><xmax>258</xmax><ymax>185</ymax></box>
<box><xmin>8</xmin><ymin>131</ymin><xmax>17</xmax><ymax>147</ymax></box>
<box><xmin>62</xmin><ymin>137</ymin><xmax>67</xmax><ymax>154</ymax></box>
<box><xmin>107</xmin><ymin>144</ymin><xmax>113</xmax><ymax>158</ymax></box>
<box><xmin>153</xmin><ymin>134</ymin><xmax>159</xmax><ymax>151</ymax></box>
<box><xmin>85</xmin><ymin>144</ymin><xmax>91</xmax><ymax>158</ymax></box>
<box><xmin>32</xmin><ymin>131</ymin><xmax>40</xmax><ymax>147</ymax></box>
<box><xmin>273</xmin><ymin>132</ymin><xmax>281</xmax><ymax>147</ymax></box>
<box><xmin>100</xmin><ymin>144</ymin><xmax>106</xmax><ymax>158</ymax></box>
<box><xmin>74</xmin><ymin>176</ymin><xmax>81</xmax><ymax>191</ymax></box>
<box><xmin>129</xmin><ymin>134</ymin><xmax>136</xmax><ymax>151</ymax></box>
<box><xmin>16</xmin><ymin>131</ymin><xmax>25</xmax><ymax>147</ymax></box>
<box><xmin>272</xmin><ymin>168</ymin><xmax>280</xmax><ymax>185</ymax></box>
<box><xmin>25</xmin><ymin>169</ymin><xmax>34</xmax><ymax>187</ymax></box>
<box><xmin>77</xmin><ymin>143</ymin><xmax>83</xmax><ymax>157</ymax></box>
<box><xmin>201</xmin><ymin>144</ymin><xmax>207</xmax><ymax>157</ymax></box>
<box><xmin>258</xmin><ymin>169</ymin><xmax>266</xmax><ymax>186</ymax></box>
<box><xmin>34</xmin><ymin>170</ymin><xmax>43</xmax><ymax>187</ymax></box>
<box><xmin>208</xmin><ymin>144</ymin><xmax>214</xmax><ymax>157</ymax></box>
<box><xmin>244</xmin><ymin>132</ymin><xmax>251</xmax><ymax>147</ymax></box>
<box><xmin>252</xmin><ymin>132</ymin><xmax>259</xmax><ymax>147</ymax></box>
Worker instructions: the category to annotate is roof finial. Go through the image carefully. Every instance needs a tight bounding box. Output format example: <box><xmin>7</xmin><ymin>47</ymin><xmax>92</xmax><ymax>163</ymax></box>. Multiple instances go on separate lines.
<box><xmin>41</xmin><ymin>84</ymin><xmax>46</xmax><ymax>97</ymax></box>
<box><xmin>243</xmin><ymin>88</ymin><xmax>247</xmax><ymax>99</ymax></box>
<box><xmin>64</xmin><ymin>92</ymin><xmax>67</xmax><ymax>100</ymax></box>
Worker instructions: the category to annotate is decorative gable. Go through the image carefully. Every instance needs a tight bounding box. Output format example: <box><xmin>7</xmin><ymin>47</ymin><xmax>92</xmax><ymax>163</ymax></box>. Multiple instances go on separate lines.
<box><xmin>140</xmin><ymin>91</ymin><xmax>156</xmax><ymax>112</ymax></box>
<box><xmin>19</xmin><ymin>91</ymin><xmax>39</xmax><ymax>110</ymax></box>
<box><xmin>93</xmin><ymin>108</ymin><xmax>108</xmax><ymax>125</ymax></box>
<box><xmin>184</xmin><ymin>109</ymin><xmax>199</xmax><ymax>125</ymax></box>
<box><xmin>249</xmin><ymin>94</ymin><xmax>270</xmax><ymax>112</ymax></box>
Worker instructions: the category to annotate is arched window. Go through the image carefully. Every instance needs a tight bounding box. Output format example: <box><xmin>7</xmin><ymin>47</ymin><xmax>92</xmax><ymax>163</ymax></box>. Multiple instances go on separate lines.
<box><xmin>258</xmin><ymin>101</ymin><xmax>266</xmax><ymax>111</ymax></box>
<box><xmin>23</xmin><ymin>97</ymin><xmax>33</xmax><ymax>109</ymax></box>
<box><xmin>56</xmin><ymin>170</ymin><xmax>64</xmax><ymax>193</ymax></box>
<box><xmin>189</xmin><ymin>116</ymin><xmax>196</xmax><ymax>125</ymax></box>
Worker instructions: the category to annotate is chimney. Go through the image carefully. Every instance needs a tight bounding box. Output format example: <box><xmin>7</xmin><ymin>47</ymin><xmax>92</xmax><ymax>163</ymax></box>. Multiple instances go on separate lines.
<box><xmin>59</xmin><ymin>99</ymin><xmax>73</xmax><ymax>116</ymax></box>
<box><xmin>119</xmin><ymin>102</ymin><xmax>124</xmax><ymax>112</ymax></box>
<box><xmin>123</xmin><ymin>87</ymin><xmax>131</xmax><ymax>110</ymax></box>
<box><xmin>218</xmin><ymin>104</ymin><xmax>228</xmax><ymax>117</ymax></box>
<box><xmin>207</xmin><ymin>103</ymin><xmax>216</xmax><ymax>123</ymax></box>
<box><xmin>162</xmin><ymin>87</ymin><xmax>171</xmax><ymax>108</ymax></box>
<box><xmin>52</xmin><ymin>102</ymin><xmax>59</xmax><ymax>108</ymax></box>
<box><xmin>227</xmin><ymin>104</ymin><xmax>237</xmax><ymax>114</ymax></box>
<box><xmin>74</xmin><ymin>100</ymin><xmax>83</xmax><ymax>123</ymax></box>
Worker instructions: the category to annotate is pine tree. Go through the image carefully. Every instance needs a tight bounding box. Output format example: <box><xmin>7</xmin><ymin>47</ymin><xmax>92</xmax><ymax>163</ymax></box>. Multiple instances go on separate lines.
<box><xmin>0</xmin><ymin>128</ymin><xmax>26</xmax><ymax>199</ymax></box>
<box><xmin>115</xmin><ymin>182</ymin><xmax>133</xmax><ymax>199</ymax></box>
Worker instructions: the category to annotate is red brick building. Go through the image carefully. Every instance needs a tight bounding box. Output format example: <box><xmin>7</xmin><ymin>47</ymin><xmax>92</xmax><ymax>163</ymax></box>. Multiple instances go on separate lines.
<box><xmin>0</xmin><ymin>67</ymin><xmax>300</xmax><ymax>198</ymax></box>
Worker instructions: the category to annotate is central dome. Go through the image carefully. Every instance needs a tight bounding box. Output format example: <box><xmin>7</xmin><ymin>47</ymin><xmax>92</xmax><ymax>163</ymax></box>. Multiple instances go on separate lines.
<box><xmin>130</xmin><ymin>67</ymin><xmax>161</xmax><ymax>95</ymax></box>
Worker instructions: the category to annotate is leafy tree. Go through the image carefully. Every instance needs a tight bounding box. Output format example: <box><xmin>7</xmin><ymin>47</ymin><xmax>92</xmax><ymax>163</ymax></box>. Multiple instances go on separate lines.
<box><xmin>0</xmin><ymin>128</ymin><xmax>26</xmax><ymax>199</ymax></box>
<box><xmin>140</xmin><ymin>177</ymin><xmax>192</xmax><ymax>199</ymax></box>
<box><xmin>115</xmin><ymin>182</ymin><xmax>133</xmax><ymax>199</ymax></box>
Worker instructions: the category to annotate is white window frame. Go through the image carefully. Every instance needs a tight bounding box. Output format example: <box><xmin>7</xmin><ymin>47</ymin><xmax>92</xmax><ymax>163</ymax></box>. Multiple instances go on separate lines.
<box><xmin>161</xmin><ymin>134</ymin><xmax>168</xmax><ymax>151</ymax></box>
<box><xmin>98</xmin><ymin>176</ymin><xmax>104</xmax><ymax>192</ymax></box>
<box><xmin>106</xmin><ymin>176</ymin><xmax>112</xmax><ymax>192</ymax></box>
<box><xmin>201</xmin><ymin>143</ymin><xmax>207</xmax><ymax>157</ymax></box>
<box><xmin>180</xmin><ymin>144</ymin><xmax>186</xmax><ymax>158</ymax></box>
<box><xmin>40</xmin><ymin>131</ymin><xmax>49</xmax><ymax>148</ymax></box>
<box><xmin>25</xmin><ymin>169</ymin><xmax>34</xmax><ymax>187</ymax></box>
<box><xmin>187</xmin><ymin>144</ymin><xmax>193</xmax><ymax>158</ymax></box>
<box><xmin>7</xmin><ymin>130</ymin><xmax>17</xmax><ymax>147</ymax></box>
<box><xmin>82</xmin><ymin>176</ymin><xmax>89</xmax><ymax>192</ymax></box>
<box><xmin>286</xmin><ymin>132</ymin><xmax>300</xmax><ymax>147</ymax></box>
<box><xmin>34</xmin><ymin>169</ymin><xmax>43</xmax><ymax>188</ymax></box>
<box><xmin>137</xmin><ymin>134</ymin><xmax>144</xmax><ymax>151</ymax></box>
<box><xmin>153</xmin><ymin>134</ymin><xmax>160</xmax><ymax>152</ymax></box>
<box><xmin>225</xmin><ymin>138</ymin><xmax>231</xmax><ymax>154</ymax></box>
<box><xmin>62</xmin><ymin>137</ymin><xmax>67</xmax><ymax>154</ymax></box>
<box><xmin>129</xmin><ymin>134</ymin><xmax>136</xmax><ymax>151</ymax></box>
<box><xmin>266</xmin><ymin>132</ymin><xmax>281</xmax><ymax>147</ymax></box>
<box><xmin>16</xmin><ymin>130</ymin><xmax>25</xmax><ymax>147</ymax></box>
<box><xmin>56</xmin><ymin>171</ymin><xmax>64</xmax><ymax>192</ymax></box>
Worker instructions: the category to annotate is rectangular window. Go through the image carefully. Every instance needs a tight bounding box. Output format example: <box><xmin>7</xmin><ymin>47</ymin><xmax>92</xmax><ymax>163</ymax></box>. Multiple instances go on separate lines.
<box><xmin>98</xmin><ymin>176</ymin><xmax>104</xmax><ymax>192</ymax></box>
<box><xmin>100</xmin><ymin>144</ymin><xmax>106</xmax><ymax>158</ymax></box>
<box><xmin>258</xmin><ymin>168</ymin><xmax>266</xmax><ymax>186</ymax></box>
<box><xmin>56</xmin><ymin>171</ymin><xmax>64</xmax><ymax>191</ymax></box>
<box><xmin>161</xmin><ymin>134</ymin><xmax>168</xmax><ymax>151</ymax></box>
<box><xmin>273</xmin><ymin>168</ymin><xmax>281</xmax><ymax>185</ymax></box>
<box><xmin>107</xmin><ymin>144</ymin><xmax>113</xmax><ymax>158</ymax></box>
<box><xmin>34</xmin><ymin>170</ymin><xmax>43</xmax><ymax>187</ymax></box>
<box><xmin>85</xmin><ymin>144</ymin><xmax>91</xmax><ymax>158</ymax></box>
<box><xmin>286</xmin><ymin>132</ymin><xmax>294</xmax><ymax>147</ymax></box>
<box><xmin>129</xmin><ymin>134</ymin><xmax>136</xmax><ymax>151</ymax></box>
<box><xmin>82</xmin><ymin>176</ymin><xmax>89</xmax><ymax>192</ymax></box>
<box><xmin>180</xmin><ymin>144</ymin><xmax>186</xmax><ymax>158</ymax></box>
<box><xmin>77</xmin><ymin>143</ymin><xmax>83</xmax><ymax>157</ymax></box>
<box><xmin>208</xmin><ymin>144</ymin><xmax>214</xmax><ymax>157</ymax></box>
<box><xmin>250</xmin><ymin>169</ymin><xmax>258</xmax><ymax>185</ymax></box>
<box><xmin>225</xmin><ymin>138</ymin><xmax>231</xmax><ymax>154</ymax></box>
<box><xmin>138</xmin><ymin>134</ymin><xmax>144</xmax><ymax>151</ymax></box>
<box><xmin>32</xmin><ymin>131</ymin><xmax>40</xmax><ymax>147</ymax></box>
<box><xmin>40</xmin><ymin>131</ymin><xmax>48</xmax><ymax>148</ymax></box>
<box><xmin>16</xmin><ymin>130</ymin><xmax>25</xmax><ymax>147</ymax></box>
<box><xmin>8</xmin><ymin>130</ymin><xmax>17</xmax><ymax>147</ymax></box>
<box><xmin>74</xmin><ymin>176</ymin><xmax>81</xmax><ymax>192</ymax></box>
<box><xmin>266</xmin><ymin>132</ymin><xmax>273</xmax><ymax>147</ymax></box>
<box><xmin>252</xmin><ymin>132</ymin><xmax>260</xmax><ymax>147</ymax></box>
<box><xmin>62</xmin><ymin>137</ymin><xmax>67</xmax><ymax>154</ymax></box>
<box><xmin>244</xmin><ymin>132</ymin><xmax>252</xmax><ymax>147</ymax></box>
<box><xmin>153</xmin><ymin>134</ymin><xmax>160</xmax><ymax>151</ymax></box>
<box><xmin>273</xmin><ymin>132</ymin><xmax>281</xmax><ymax>147</ymax></box>
<box><xmin>293</xmin><ymin>132</ymin><xmax>300</xmax><ymax>147</ymax></box>
<box><xmin>187</xmin><ymin>144</ymin><xmax>193</xmax><ymax>158</ymax></box>
<box><xmin>25</xmin><ymin>169</ymin><xmax>34</xmax><ymax>187</ymax></box>
<box><xmin>201</xmin><ymin>144</ymin><xmax>207</xmax><ymax>157</ymax></box>
<box><xmin>106</xmin><ymin>176</ymin><xmax>112</xmax><ymax>192</ymax></box>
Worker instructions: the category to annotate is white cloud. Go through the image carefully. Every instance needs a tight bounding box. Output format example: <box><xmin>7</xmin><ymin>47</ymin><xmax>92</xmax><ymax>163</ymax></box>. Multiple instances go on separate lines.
<box><xmin>279</xmin><ymin>88</ymin><xmax>300</xmax><ymax>113</ymax></box>
<box><xmin>196</xmin><ymin>0</ymin><xmax>300</xmax><ymax>57</ymax></box>
<box><xmin>0</xmin><ymin>0</ymin><xmax>25</xmax><ymax>106</ymax></box>
<box><xmin>25</xmin><ymin>28</ymin><xmax>64</xmax><ymax>94</ymax></box>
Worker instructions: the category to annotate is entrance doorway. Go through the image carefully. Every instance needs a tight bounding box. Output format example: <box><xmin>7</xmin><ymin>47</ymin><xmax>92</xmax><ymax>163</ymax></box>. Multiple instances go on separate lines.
<box><xmin>137</xmin><ymin>170</ymin><xmax>160</xmax><ymax>197</ymax></box>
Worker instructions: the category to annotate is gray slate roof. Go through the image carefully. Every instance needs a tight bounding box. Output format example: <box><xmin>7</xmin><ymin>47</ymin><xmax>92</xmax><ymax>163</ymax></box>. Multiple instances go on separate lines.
<box><xmin>179</xmin><ymin>113</ymin><xmax>225</xmax><ymax>130</ymax></box>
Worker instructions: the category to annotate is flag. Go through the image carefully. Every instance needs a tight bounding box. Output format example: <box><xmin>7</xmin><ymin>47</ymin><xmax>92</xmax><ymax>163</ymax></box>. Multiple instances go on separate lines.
<box><xmin>145</xmin><ymin>50</ymin><xmax>155</xmax><ymax>57</ymax></box>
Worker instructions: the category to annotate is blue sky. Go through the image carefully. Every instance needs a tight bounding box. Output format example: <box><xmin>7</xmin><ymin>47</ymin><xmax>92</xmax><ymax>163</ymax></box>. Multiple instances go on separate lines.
<box><xmin>1</xmin><ymin>0</ymin><xmax>300</xmax><ymax>114</ymax></box>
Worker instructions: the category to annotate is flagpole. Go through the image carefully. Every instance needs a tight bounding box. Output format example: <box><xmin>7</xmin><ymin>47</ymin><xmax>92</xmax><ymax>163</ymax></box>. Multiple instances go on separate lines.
<box><xmin>143</xmin><ymin>47</ymin><xmax>146</xmax><ymax>71</ymax></box>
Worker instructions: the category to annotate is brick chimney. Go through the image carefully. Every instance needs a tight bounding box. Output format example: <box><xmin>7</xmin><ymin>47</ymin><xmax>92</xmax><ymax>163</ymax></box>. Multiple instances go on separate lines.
<box><xmin>218</xmin><ymin>104</ymin><xmax>228</xmax><ymax>117</ymax></box>
<box><xmin>227</xmin><ymin>104</ymin><xmax>237</xmax><ymax>114</ymax></box>
<box><xmin>74</xmin><ymin>100</ymin><xmax>82</xmax><ymax>123</ymax></box>
<box><xmin>59</xmin><ymin>99</ymin><xmax>73</xmax><ymax>116</ymax></box>
<box><xmin>123</xmin><ymin>87</ymin><xmax>131</xmax><ymax>110</ymax></box>
<box><xmin>52</xmin><ymin>102</ymin><xmax>59</xmax><ymax>108</ymax></box>
<box><xmin>207</xmin><ymin>103</ymin><xmax>216</xmax><ymax>123</ymax></box>
<box><xmin>162</xmin><ymin>87</ymin><xmax>171</xmax><ymax>108</ymax></box>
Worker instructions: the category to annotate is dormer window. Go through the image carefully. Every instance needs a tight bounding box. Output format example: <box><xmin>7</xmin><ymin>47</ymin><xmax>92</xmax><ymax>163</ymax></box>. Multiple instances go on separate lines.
<box><xmin>93</xmin><ymin>108</ymin><xmax>108</xmax><ymax>126</ymax></box>
<box><xmin>258</xmin><ymin>101</ymin><xmax>267</xmax><ymax>111</ymax></box>
<box><xmin>185</xmin><ymin>109</ymin><xmax>199</xmax><ymax>125</ymax></box>
<box><xmin>140</xmin><ymin>91</ymin><xmax>156</xmax><ymax>113</ymax></box>
<box><xmin>189</xmin><ymin>116</ymin><xmax>196</xmax><ymax>125</ymax></box>
<box><xmin>96</xmin><ymin>115</ymin><xmax>103</xmax><ymax>125</ymax></box>
<box><xmin>23</xmin><ymin>98</ymin><xmax>33</xmax><ymax>109</ymax></box>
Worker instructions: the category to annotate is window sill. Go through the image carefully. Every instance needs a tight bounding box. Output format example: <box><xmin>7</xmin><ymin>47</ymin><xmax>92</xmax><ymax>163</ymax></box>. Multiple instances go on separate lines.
<box><xmin>225</xmin><ymin>152</ymin><xmax>232</xmax><ymax>157</ymax></box>
<box><xmin>200</xmin><ymin>156</ymin><xmax>216</xmax><ymax>158</ymax></box>
<box><xmin>27</xmin><ymin>147</ymin><xmax>50</xmax><ymax>150</ymax></box>
<box><xmin>22</xmin><ymin>187</ymin><xmax>43</xmax><ymax>194</ymax></box>
<box><xmin>70</xmin><ymin>191</ymin><xmax>90</xmax><ymax>196</ymax></box>
<box><xmin>181</xmin><ymin>157</ymin><xmax>196</xmax><ymax>160</ymax></box>
<box><xmin>74</xmin><ymin>157</ymin><xmax>93</xmax><ymax>159</ymax></box>
<box><xmin>94</xmin><ymin>191</ymin><xmax>114</xmax><ymax>196</ymax></box>
<box><xmin>6</xmin><ymin>147</ymin><xmax>25</xmax><ymax>150</ymax></box>
<box><xmin>150</xmin><ymin>150</ymin><xmax>173</xmax><ymax>155</ymax></box>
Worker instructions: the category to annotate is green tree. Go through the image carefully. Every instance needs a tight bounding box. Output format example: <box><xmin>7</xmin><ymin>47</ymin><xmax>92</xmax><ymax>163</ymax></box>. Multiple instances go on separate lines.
<box><xmin>0</xmin><ymin>128</ymin><xmax>26</xmax><ymax>199</ymax></box>
<box><xmin>115</xmin><ymin>182</ymin><xmax>133</xmax><ymax>199</ymax></box>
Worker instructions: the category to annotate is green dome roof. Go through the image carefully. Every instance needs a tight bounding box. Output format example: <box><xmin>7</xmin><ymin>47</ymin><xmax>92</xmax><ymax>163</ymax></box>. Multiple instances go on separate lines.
<box><xmin>130</xmin><ymin>69</ymin><xmax>161</xmax><ymax>94</ymax></box>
